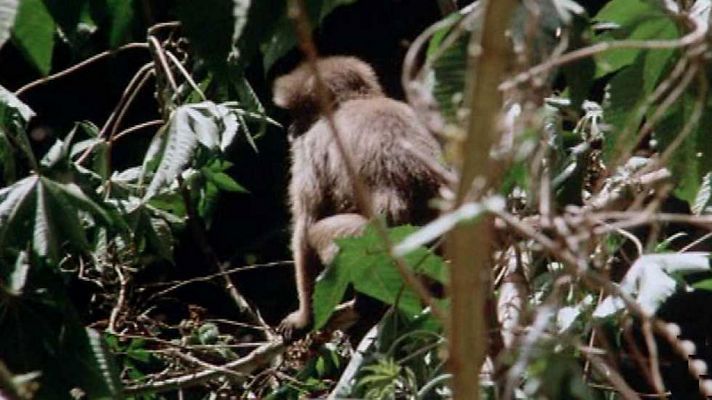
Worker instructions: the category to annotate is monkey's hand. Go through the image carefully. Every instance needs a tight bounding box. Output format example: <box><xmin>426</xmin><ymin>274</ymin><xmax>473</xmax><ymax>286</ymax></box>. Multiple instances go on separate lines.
<box><xmin>277</xmin><ymin>310</ymin><xmax>311</xmax><ymax>341</ymax></box>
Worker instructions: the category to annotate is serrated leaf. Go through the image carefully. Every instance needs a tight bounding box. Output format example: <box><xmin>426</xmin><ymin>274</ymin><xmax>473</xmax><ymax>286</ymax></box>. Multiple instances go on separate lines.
<box><xmin>144</xmin><ymin>108</ymin><xmax>198</xmax><ymax>199</ymax></box>
<box><xmin>40</xmin><ymin>125</ymin><xmax>75</xmax><ymax>169</ymax></box>
<box><xmin>594</xmin><ymin>252</ymin><xmax>711</xmax><ymax>318</ymax></box>
<box><xmin>0</xmin><ymin>0</ymin><xmax>18</xmax><ymax>49</ymax></box>
<box><xmin>42</xmin><ymin>178</ymin><xmax>112</xmax><ymax>225</ymax></box>
<box><xmin>12</xmin><ymin>0</ymin><xmax>55</xmax><ymax>75</ymax></box>
<box><xmin>0</xmin><ymin>175</ymin><xmax>37</xmax><ymax>251</ymax></box>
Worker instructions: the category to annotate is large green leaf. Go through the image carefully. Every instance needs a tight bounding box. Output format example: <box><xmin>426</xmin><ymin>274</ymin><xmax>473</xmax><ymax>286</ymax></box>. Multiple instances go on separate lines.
<box><xmin>11</xmin><ymin>0</ymin><xmax>55</xmax><ymax>75</ymax></box>
<box><xmin>0</xmin><ymin>175</ymin><xmax>111</xmax><ymax>261</ymax></box>
<box><xmin>312</xmin><ymin>225</ymin><xmax>446</xmax><ymax>329</ymax></box>
<box><xmin>0</xmin><ymin>264</ymin><xmax>123</xmax><ymax>398</ymax></box>
<box><xmin>0</xmin><ymin>0</ymin><xmax>18</xmax><ymax>49</ymax></box>
<box><xmin>653</xmin><ymin>94</ymin><xmax>712</xmax><ymax>203</ymax></box>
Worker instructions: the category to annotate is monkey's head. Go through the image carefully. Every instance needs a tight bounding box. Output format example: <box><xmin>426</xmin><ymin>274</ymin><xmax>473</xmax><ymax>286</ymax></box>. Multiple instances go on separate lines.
<box><xmin>273</xmin><ymin>56</ymin><xmax>383</xmax><ymax>132</ymax></box>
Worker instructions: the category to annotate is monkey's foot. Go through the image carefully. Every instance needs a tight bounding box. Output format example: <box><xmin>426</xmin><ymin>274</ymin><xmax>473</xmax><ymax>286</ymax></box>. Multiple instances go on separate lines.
<box><xmin>277</xmin><ymin>310</ymin><xmax>311</xmax><ymax>341</ymax></box>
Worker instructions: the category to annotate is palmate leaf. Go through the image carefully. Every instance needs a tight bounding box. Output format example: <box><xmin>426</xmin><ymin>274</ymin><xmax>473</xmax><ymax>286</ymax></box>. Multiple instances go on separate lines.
<box><xmin>0</xmin><ymin>268</ymin><xmax>123</xmax><ymax>398</ymax></box>
<box><xmin>143</xmin><ymin>101</ymin><xmax>246</xmax><ymax>199</ymax></box>
<box><xmin>0</xmin><ymin>175</ymin><xmax>111</xmax><ymax>261</ymax></box>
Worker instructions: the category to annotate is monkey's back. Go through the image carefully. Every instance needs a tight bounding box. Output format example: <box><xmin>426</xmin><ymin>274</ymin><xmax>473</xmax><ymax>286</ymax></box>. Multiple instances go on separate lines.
<box><xmin>290</xmin><ymin>97</ymin><xmax>445</xmax><ymax>225</ymax></box>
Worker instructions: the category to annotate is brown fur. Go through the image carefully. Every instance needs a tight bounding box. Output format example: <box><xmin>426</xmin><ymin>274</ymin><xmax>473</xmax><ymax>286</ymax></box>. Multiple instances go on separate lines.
<box><xmin>274</xmin><ymin>56</ymin><xmax>447</xmax><ymax>338</ymax></box>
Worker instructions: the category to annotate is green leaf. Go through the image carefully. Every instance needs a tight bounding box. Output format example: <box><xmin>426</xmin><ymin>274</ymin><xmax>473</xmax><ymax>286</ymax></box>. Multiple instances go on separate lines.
<box><xmin>12</xmin><ymin>0</ymin><xmax>55</xmax><ymax>75</ymax></box>
<box><xmin>313</xmin><ymin>251</ymin><xmax>352</xmax><ymax>330</ymax></box>
<box><xmin>594</xmin><ymin>0</ymin><xmax>677</xmax><ymax>77</ymax></box>
<box><xmin>40</xmin><ymin>124</ymin><xmax>75</xmax><ymax>170</ymax></box>
<box><xmin>602</xmin><ymin>57</ymin><xmax>646</xmax><ymax>161</ymax></box>
<box><xmin>653</xmin><ymin>93</ymin><xmax>712</xmax><ymax>203</ymax></box>
<box><xmin>105</xmin><ymin>0</ymin><xmax>134</xmax><ymax>47</ymax></box>
<box><xmin>201</xmin><ymin>167</ymin><xmax>247</xmax><ymax>193</ymax></box>
<box><xmin>0</xmin><ymin>85</ymin><xmax>36</xmax><ymax>170</ymax></box>
<box><xmin>0</xmin><ymin>0</ymin><xmax>18</xmax><ymax>49</ymax></box>
<box><xmin>0</xmin><ymin>84</ymin><xmax>33</xmax><ymax>122</ymax></box>
<box><xmin>84</xmin><ymin>328</ymin><xmax>123</xmax><ymax>397</ymax></box>
<box><xmin>0</xmin><ymin>176</ymin><xmax>38</xmax><ymax>252</ymax></box>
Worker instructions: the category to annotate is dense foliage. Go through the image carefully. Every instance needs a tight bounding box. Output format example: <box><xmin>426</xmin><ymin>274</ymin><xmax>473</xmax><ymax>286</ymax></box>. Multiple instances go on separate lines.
<box><xmin>1</xmin><ymin>0</ymin><xmax>712</xmax><ymax>399</ymax></box>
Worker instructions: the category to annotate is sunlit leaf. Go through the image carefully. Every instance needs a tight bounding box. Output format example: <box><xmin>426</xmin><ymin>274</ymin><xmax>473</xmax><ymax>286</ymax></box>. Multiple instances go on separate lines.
<box><xmin>594</xmin><ymin>252</ymin><xmax>711</xmax><ymax>318</ymax></box>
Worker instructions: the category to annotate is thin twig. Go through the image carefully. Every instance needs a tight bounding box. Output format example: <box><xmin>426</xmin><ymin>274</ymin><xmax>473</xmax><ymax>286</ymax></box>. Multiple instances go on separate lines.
<box><xmin>14</xmin><ymin>43</ymin><xmax>149</xmax><ymax>97</ymax></box>
<box><xmin>112</xmin><ymin>120</ymin><xmax>164</xmax><ymax>142</ymax></box>
<box><xmin>123</xmin><ymin>341</ymin><xmax>284</xmax><ymax>395</ymax></box>
<box><xmin>579</xmin><ymin>345</ymin><xmax>642</xmax><ymax>400</ymax></box>
<box><xmin>164</xmin><ymin>49</ymin><xmax>207</xmax><ymax>101</ymax></box>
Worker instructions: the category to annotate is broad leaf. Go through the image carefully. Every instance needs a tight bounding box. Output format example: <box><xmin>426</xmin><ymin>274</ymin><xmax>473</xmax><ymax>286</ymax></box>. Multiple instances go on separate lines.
<box><xmin>12</xmin><ymin>0</ymin><xmax>55</xmax><ymax>75</ymax></box>
<box><xmin>653</xmin><ymin>94</ymin><xmax>712</xmax><ymax>203</ymax></box>
<box><xmin>313</xmin><ymin>225</ymin><xmax>447</xmax><ymax>329</ymax></box>
<box><xmin>105</xmin><ymin>0</ymin><xmax>134</xmax><ymax>47</ymax></box>
<box><xmin>0</xmin><ymin>176</ymin><xmax>111</xmax><ymax>260</ymax></box>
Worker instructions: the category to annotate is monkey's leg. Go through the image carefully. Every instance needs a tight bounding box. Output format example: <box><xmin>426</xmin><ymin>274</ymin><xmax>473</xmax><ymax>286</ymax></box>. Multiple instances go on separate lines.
<box><xmin>278</xmin><ymin>214</ymin><xmax>368</xmax><ymax>340</ymax></box>
<box><xmin>278</xmin><ymin>216</ymin><xmax>321</xmax><ymax>339</ymax></box>
<box><xmin>309</xmin><ymin>214</ymin><xmax>387</xmax><ymax>339</ymax></box>
<box><xmin>307</xmin><ymin>213</ymin><xmax>369</xmax><ymax>264</ymax></box>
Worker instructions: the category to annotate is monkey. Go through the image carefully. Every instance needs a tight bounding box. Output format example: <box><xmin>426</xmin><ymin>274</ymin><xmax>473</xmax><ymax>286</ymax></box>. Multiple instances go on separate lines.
<box><xmin>273</xmin><ymin>56</ymin><xmax>448</xmax><ymax>339</ymax></box>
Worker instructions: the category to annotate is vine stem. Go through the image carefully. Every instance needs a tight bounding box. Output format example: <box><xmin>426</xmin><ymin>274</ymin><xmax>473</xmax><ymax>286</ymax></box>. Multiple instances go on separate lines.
<box><xmin>14</xmin><ymin>43</ymin><xmax>149</xmax><ymax>97</ymax></box>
